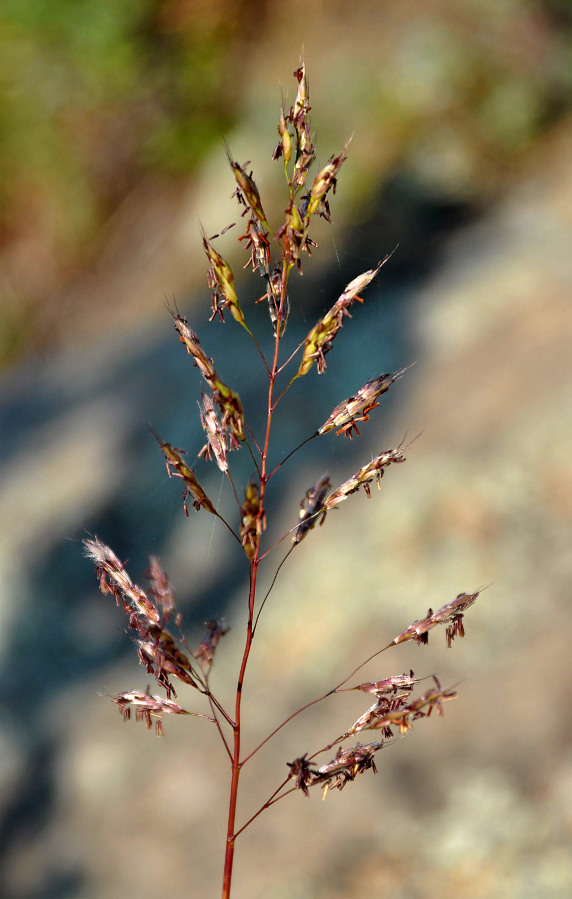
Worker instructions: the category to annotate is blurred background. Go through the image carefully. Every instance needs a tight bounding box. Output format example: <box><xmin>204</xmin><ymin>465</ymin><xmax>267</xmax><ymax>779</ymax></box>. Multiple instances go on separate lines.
<box><xmin>1</xmin><ymin>1</ymin><xmax>572</xmax><ymax>897</ymax></box>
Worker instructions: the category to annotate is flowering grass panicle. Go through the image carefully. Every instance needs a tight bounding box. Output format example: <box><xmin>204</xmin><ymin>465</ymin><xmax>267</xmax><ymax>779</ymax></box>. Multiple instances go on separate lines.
<box><xmin>84</xmin><ymin>62</ymin><xmax>481</xmax><ymax>899</ymax></box>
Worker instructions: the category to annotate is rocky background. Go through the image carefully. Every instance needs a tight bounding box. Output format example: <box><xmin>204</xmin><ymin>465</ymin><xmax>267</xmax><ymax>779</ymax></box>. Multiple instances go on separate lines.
<box><xmin>1</xmin><ymin>2</ymin><xmax>572</xmax><ymax>897</ymax></box>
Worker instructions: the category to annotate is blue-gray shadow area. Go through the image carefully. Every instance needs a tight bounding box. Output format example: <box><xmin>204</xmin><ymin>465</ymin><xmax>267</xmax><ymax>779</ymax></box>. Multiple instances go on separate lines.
<box><xmin>0</xmin><ymin>172</ymin><xmax>478</xmax><ymax>895</ymax></box>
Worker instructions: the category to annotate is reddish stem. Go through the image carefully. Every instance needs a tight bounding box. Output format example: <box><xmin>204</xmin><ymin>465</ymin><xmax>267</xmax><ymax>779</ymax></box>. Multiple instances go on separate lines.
<box><xmin>221</xmin><ymin>563</ymin><xmax>258</xmax><ymax>898</ymax></box>
<box><xmin>221</xmin><ymin>268</ymin><xmax>287</xmax><ymax>899</ymax></box>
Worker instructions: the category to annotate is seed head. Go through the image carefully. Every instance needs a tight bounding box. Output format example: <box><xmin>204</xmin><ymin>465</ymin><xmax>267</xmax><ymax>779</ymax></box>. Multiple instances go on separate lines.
<box><xmin>273</xmin><ymin>105</ymin><xmax>292</xmax><ymax>165</ymax></box>
<box><xmin>286</xmin><ymin>754</ymin><xmax>316</xmax><ymax>798</ymax></box>
<box><xmin>194</xmin><ymin>619</ymin><xmax>230</xmax><ymax>674</ymax></box>
<box><xmin>146</xmin><ymin>555</ymin><xmax>178</xmax><ymax>621</ymax></box>
<box><xmin>318</xmin><ymin>367</ymin><xmax>411</xmax><ymax>438</ymax></box>
<box><xmin>323</xmin><ymin>446</ymin><xmax>407</xmax><ymax>511</ymax></box>
<box><xmin>112</xmin><ymin>687</ymin><xmax>191</xmax><ymax>736</ymax></box>
<box><xmin>238</xmin><ymin>216</ymin><xmax>271</xmax><ymax>276</ymax></box>
<box><xmin>290</xmin><ymin>62</ymin><xmax>315</xmax><ymax>189</ymax></box>
<box><xmin>240</xmin><ymin>481</ymin><xmax>266</xmax><ymax>560</ymax></box>
<box><xmin>347</xmin><ymin>678</ymin><xmax>457</xmax><ymax>740</ymax></box>
<box><xmin>170</xmin><ymin>312</ymin><xmax>245</xmax><ymax>445</ymax></box>
<box><xmin>276</xmin><ymin>198</ymin><xmax>316</xmax><ymax>271</ymax></box>
<box><xmin>304</xmin><ymin>138</ymin><xmax>351</xmax><ymax>221</ymax></box>
<box><xmin>392</xmin><ymin>591</ymin><xmax>481</xmax><ymax>648</ymax></box>
<box><xmin>225</xmin><ymin>147</ymin><xmax>268</xmax><ymax>227</ymax></box>
<box><xmin>83</xmin><ymin>536</ymin><xmax>160</xmax><ymax>628</ymax></box>
<box><xmin>298</xmin><ymin>257</ymin><xmax>391</xmax><ymax>376</ymax></box>
<box><xmin>151</xmin><ymin>429</ymin><xmax>217</xmax><ymax>516</ymax></box>
<box><xmin>263</xmin><ymin>266</ymin><xmax>290</xmax><ymax>336</ymax></box>
<box><xmin>355</xmin><ymin>671</ymin><xmax>418</xmax><ymax>695</ymax></box>
<box><xmin>199</xmin><ymin>392</ymin><xmax>229</xmax><ymax>473</ymax></box>
<box><xmin>315</xmin><ymin>742</ymin><xmax>383</xmax><ymax>799</ymax></box>
<box><xmin>202</xmin><ymin>231</ymin><xmax>245</xmax><ymax>325</ymax></box>
<box><xmin>137</xmin><ymin>627</ymin><xmax>199</xmax><ymax>694</ymax></box>
<box><xmin>294</xmin><ymin>474</ymin><xmax>331</xmax><ymax>544</ymax></box>
<box><xmin>84</xmin><ymin>536</ymin><xmax>201</xmax><ymax>699</ymax></box>
<box><xmin>172</xmin><ymin>311</ymin><xmax>216</xmax><ymax>381</ymax></box>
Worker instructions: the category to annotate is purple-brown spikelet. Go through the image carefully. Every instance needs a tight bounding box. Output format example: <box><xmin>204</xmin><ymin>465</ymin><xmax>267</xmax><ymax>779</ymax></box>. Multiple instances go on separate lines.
<box><xmin>354</xmin><ymin>673</ymin><xmax>418</xmax><ymax>695</ymax></box>
<box><xmin>199</xmin><ymin>392</ymin><xmax>229</xmax><ymax>472</ymax></box>
<box><xmin>392</xmin><ymin>591</ymin><xmax>481</xmax><ymax>648</ymax></box>
<box><xmin>150</xmin><ymin>429</ymin><xmax>217</xmax><ymax>516</ymax></box>
<box><xmin>298</xmin><ymin>258</ymin><xmax>391</xmax><ymax>376</ymax></box>
<box><xmin>83</xmin><ymin>536</ymin><xmax>161</xmax><ymax>628</ymax></box>
<box><xmin>290</xmin><ymin>63</ymin><xmax>314</xmax><ymax>189</ymax></box>
<box><xmin>83</xmin><ymin>536</ymin><xmax>205</xmax><ymax>701</ymax></box>
<box><xmin>202</xmin><ymin>230</ymin><xmax>245</xmax><ymax>325</ymax></box>
<box><xmin>273</xmin><ymin>105</ymin><xmax>293</xmax><ymax>165</ymax></box>
<box><xmin>225</xmin><ymin>146</ymin><xmax>269</xmax><ymax>227</ymax></box>
<box><xmin>323</xmin><ymin>446</ymin><xmax>407</xmax><ymax>511</ymax></box>
<box><xmin>113</xmin><ymin>688</ymin><xmax>191</xmax><ymax>736</ymax></box>
<box><xmin>170</xmin><ymin>312</ymin><xmax>245</xmax><ymax>445</ymax></box>
<box><xmin>146</xmin><ymin>556</ymin><xmax>177</xmax><ymax>619</ymax></box>
<box><xmin>294</xmin><ymin>474</ymin><xmax>331</xmax><ymax>544</ymax></box>
<box><xmin>194</xmin><ymin>620</ymin><xmax>230</xmax><ymax>675</ymax></box>
<box><xmin>239</xmin><ymin>216</ymin><xmax>271</xmax><ymax>276</ymax></box>
<box><xmin>318</xmin><ymin>366</ymin><xmax>411</xmax><ymax>438</ymax></box>
<box><xmin>240</xmin><ymin>481</ymin><xmax>266</xmax><ymax>560</ymax></box>
<box><xmin>304</xmin><ymin>138</ymin><xmax>351</xmax><ymax>221</ymax></box>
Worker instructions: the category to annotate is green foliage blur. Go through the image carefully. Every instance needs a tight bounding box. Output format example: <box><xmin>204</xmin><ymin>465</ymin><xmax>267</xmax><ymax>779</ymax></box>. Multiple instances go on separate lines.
<box><xmin>1</xmin><ymin>0</ymin><xmax>239</xmax><ymax>245</ymax></box>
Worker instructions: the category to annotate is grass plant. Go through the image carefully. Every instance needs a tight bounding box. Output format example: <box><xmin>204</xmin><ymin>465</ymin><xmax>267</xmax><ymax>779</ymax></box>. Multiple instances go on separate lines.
<box><xmin>84</xmin><ymin>62</ymin><xmax>480</xmax><ymax>898</ymax></box>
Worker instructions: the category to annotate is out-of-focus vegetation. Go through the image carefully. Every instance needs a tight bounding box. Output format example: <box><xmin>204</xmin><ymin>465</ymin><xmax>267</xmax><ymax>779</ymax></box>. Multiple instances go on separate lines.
<box><xmin>1</xmin><ymin>0</ymin><xmax>247</xmax><ymax>213</ymax></box>
<box><xmin>1</xmin><ymin>0</ymin><xmax>572</xmax><ymax>366</ymax></box>
<box><xmin>0</xmin><ymin>0</ymin><xmax>265</xmax><ymax>362</ymax></box>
